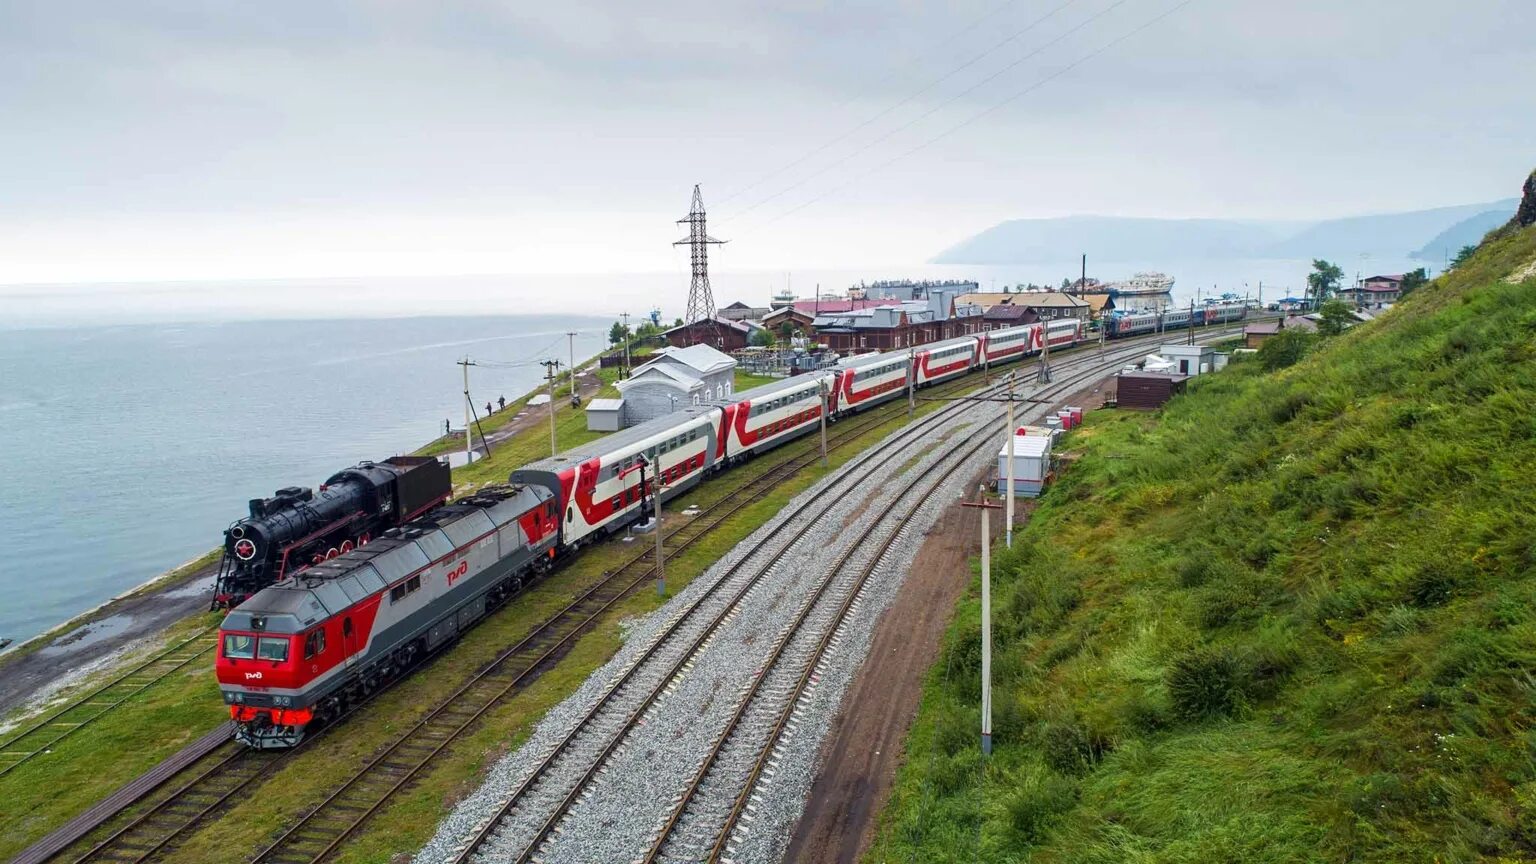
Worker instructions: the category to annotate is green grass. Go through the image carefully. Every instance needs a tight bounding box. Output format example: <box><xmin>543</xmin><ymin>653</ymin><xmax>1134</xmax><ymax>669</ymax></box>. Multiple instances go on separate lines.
<box><xmin>869</xmin><ymin>216</ymin><xmax>1536</xmax><ymax>863</ymax></box>
<box><xmin>735</xmin><ymin>368</ymin><xmax>780</xmax><ymax>391</ymax></box>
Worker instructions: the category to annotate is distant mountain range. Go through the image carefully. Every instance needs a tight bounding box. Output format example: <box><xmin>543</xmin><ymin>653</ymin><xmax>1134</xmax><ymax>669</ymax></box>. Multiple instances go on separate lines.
<box><xmin>933</xmin><ymin>199</ymin><xmax>1519</xmax><ymax>267</ymax></box>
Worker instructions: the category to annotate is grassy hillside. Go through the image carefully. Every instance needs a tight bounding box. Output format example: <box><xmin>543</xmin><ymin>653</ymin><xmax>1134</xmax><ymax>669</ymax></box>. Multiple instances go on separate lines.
<box><xmin>872</xmin><ymin>216</ymin><xmax>1536</xmax><ymax>861</ymax></box>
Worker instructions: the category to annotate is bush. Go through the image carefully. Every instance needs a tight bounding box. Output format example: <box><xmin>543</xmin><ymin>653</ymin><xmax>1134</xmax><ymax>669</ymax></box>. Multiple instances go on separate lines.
<box><xmin>1407</xmin><ymin>562</ymin><xmax>1459</xmax><ymax>608</ymax></box>
<box><xmin>1257</xmin><ymin>329</ymin><xmax>1316</xmax><ymax>371</ymax></box>
<box><xmin>1042</xmin><ymin>720</ymin><xmax>1111</xmax><ymax>775</ymax></box>
<box><xmin>1167</xmin><ymin>647</ymin><xmax>1250</xmax><ymax>721</ymax></box>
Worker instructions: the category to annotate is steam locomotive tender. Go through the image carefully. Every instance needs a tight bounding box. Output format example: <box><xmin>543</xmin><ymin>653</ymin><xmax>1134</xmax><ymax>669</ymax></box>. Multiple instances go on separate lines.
<box><xmin>214</xmin><ymin>456</ymin><xmax>451</xmax><ymax>608</ymax></box>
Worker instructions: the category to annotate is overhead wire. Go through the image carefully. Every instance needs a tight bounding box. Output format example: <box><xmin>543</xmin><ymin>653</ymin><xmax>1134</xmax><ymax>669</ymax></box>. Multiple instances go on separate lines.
<box><xmin>716</xmin><ymin>0</ymin><xmax>1136</xmax><ymax>228</ymax></box>
<box><xmin>712</xmin><ymin>0</ymin><xmax>1080</xmax><ymax>208</ymax></box>
<box><xmin>736</xmin><ymin>0</ymin><xmax>1200</xmax><ymax>234</ymax></box>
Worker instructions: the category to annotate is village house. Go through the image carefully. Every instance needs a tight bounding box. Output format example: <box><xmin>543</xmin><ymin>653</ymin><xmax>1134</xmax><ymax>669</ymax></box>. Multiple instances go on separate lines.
<box><xmin>615</xmin><ymin>344</ymin><xmax>737</xmax><ymax>426</ymax></box>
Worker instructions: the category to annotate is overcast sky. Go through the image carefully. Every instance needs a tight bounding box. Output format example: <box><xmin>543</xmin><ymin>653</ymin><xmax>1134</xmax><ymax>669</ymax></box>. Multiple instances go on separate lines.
<box><xmin>1</xmin><ymin>0</ymin><xmax>1532</xmax><ymax>285</ymax></box>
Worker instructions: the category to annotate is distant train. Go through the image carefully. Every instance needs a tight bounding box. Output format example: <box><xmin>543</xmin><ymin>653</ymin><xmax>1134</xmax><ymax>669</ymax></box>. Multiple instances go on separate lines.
<box><xmin>1101</xmin><ymin>301</ymin><xmax>1248</xmax><ymax>338</ymax></box>
<box><xmin>213</xmin><ymin>456</ymin><xmax>451</xmax><ymax>608</ymax></box>
<box><xmin>220</xmin><ymin>313</ymin><xmax>1233</xmax><ymax>747</ymax></box>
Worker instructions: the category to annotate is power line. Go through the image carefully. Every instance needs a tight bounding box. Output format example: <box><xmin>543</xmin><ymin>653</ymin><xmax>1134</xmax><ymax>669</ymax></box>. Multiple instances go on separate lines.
<box><xmin>713</xmin><ymin>0</ymin><xmax>1081</xmax><ymax>209</ymax></box>
<box><xmin>737</xmin><ymin>0</ymin><xmax>1199</xmax><ymax>233</ymax></box>
<box><xmin>717</xmin><ymin>0</ymin><xmax>1133</xmax><ymax>228</ymax></box>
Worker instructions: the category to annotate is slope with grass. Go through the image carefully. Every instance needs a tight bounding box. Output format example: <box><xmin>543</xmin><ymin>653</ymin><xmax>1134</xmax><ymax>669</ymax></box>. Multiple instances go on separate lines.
<box><xmin>871</xmin><ymin>213</ymin><xmax>1536</xmax><ymax>861</ymax></box>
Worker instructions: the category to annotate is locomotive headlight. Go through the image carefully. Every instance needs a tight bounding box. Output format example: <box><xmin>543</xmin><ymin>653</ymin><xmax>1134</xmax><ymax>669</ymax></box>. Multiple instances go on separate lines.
<box><xmin>274</xmin><ymin>695</ymin><xmax>291</xmax><ymax>706</ymax></box>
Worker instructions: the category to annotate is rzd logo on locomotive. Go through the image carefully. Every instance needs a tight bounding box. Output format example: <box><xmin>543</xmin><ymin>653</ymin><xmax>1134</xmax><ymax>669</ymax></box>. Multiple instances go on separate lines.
<box><xmin>446</xmin><ymin>560</ymin><xmax>470</xmax><ymax>587</ymax></box>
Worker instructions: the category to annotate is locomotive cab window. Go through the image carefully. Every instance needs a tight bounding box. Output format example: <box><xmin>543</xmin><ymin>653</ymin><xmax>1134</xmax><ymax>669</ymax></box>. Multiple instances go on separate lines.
<box><xmin>256</xmin><ymin>637</ymin><xmax>289</xmax><ymax>663</ymax></box>
<box><xmin>304</xmin><ymin>629</ymin><xmax>326</xmax><ymax>659</ymax></box>
<box><xmin>223</xmin><ymin>633</ymin><xmax>256</xmax><ymax>660</ymax></box>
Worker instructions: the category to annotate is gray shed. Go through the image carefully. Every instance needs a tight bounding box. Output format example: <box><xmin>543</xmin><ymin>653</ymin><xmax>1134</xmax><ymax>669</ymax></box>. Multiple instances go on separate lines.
<box><xmin>585</xmin><ymin>397</ymin><xmax>625</xmax><ymax>432</ymax></box>
<box><xmin>616</xmin><ymin>344</ymin><xmax>737</xmax><ymax>426</ymax></box>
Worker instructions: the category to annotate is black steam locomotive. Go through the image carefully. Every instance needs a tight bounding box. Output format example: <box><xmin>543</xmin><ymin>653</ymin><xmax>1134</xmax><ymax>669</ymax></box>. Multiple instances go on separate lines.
<box><xmin>213</xmin><ymin>456</ymin><xmax>452</xmax><ymax>608</ymax></box>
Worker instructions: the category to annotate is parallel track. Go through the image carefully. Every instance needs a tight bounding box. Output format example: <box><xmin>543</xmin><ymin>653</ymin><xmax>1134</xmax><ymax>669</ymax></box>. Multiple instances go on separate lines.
<box><xmin>29</xmin><ymin>322</ymin><xmax>1253</xmax><ymax>864</ymax></box>
<box><xmin>447</xmin><ymin>335</ymin><xmax>1202</xmax><ymax>864</ymax></box>
<box><xmin>0</xmin><ymin>628</ymin><xmax>217</xmax><ymax>781</ymax></box>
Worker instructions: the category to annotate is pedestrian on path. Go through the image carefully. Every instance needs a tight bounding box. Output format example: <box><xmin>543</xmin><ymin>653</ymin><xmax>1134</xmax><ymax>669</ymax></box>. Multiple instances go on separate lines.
<box><xmin>485</xmin><ymin>402</ymin><xmax>493</xmax><ymax>416</ymax></box>
<box><xmin>498</xmin><ymin>395</ymin><xmax>506</xmax><ymax>411</ymax></box>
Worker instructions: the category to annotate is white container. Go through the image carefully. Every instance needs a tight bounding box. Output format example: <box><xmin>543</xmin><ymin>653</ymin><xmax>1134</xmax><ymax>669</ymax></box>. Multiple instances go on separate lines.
<box><xmin>997</xmin><ymin>433</ymin><xmax>1052</xmax><ymax>484</ymax></box>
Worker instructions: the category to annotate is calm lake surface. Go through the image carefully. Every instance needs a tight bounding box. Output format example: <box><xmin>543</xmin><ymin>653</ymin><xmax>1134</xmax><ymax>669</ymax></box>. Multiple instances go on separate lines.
<box><xmin>0</xmin><ymin>315</ymin><xmax>608</xmax><ymax>644</ymax></box>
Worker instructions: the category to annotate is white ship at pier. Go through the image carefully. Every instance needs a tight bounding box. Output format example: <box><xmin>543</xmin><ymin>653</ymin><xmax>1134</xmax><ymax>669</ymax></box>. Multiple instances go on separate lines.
<box><xmin>1104</xmin><ymin>271</ymin><xmax>1175</xmax><ymax>296</ymax></box>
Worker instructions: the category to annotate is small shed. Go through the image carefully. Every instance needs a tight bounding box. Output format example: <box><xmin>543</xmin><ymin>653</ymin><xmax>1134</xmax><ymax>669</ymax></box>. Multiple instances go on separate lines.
<box><xmin>1116</xmin><ymin>371</ymin><xmax>1188</xmax><ymax>409</ymax></box>
<box><xmin>1243</xmin><ymin>320</ymin><xmax>1282</xmax><ymax>349</ymax></box>
<box><xmin>1159</xmin><ymin>344</ymin><xmax>1216</xmax><ymax>376</ymax></box>
<box><xmin>585</xmin><ymin>397</ymin><xmax>625</xmax><ymax>432</ymax></box>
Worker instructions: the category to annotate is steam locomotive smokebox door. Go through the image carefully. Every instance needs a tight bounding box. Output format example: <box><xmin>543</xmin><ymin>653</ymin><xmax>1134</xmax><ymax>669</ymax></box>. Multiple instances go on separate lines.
<box><xmin>385</xmin><ymin>456</ymin><xmax>453</xmax><ymax>520</ymax></box>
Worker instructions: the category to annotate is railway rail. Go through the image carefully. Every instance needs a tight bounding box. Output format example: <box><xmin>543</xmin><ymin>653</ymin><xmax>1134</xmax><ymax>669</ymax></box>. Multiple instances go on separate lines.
<box><xmin>440</xmin><ymin>333</ymin><xmax>1211</xmax><ymax>864</ymax></box>
<box><xmin>0</xmin><ymin>627</ymin><xmax>217</xmax><ymax>781</ymax></box>
<box><xmin>647</xmin><ymin>365</ymin><xmax>1097</xmax><ymax>864</ymax></box>
<box><xmin>18</xmin><ymin>323</ymin><xmax>1252</xmax><ymax>864</ymax></box>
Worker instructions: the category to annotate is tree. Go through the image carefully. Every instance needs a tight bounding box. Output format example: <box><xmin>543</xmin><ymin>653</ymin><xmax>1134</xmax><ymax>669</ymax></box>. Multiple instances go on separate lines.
<box><xmin>1307</xmin><ymin>260</ymin><xmax>1344</xmax><ymax>306</ymax></box>
<box><xmin>608</xmin><ymin>321</ymin><xmax>630</xmax><ymax>346</ymax></box>
<box><xmin>778</xmin><ymin>322</ymin><xmax>795</xmax><ymax>344</ymax></box>
<box><xmin>1451</xmin><ymin>245</ymin><xmax>1477</xmax><ymax>269</ymax></box>
<box><xmin>673</xmin><ymin>317</ymin><xmax>685</xmax><ymax>328</ymax></box>
<box><xmin>1317</xmin><ymin>299</ymin><xmax>1354</xmax><ymax>336</ymax></box>
<box><xmin>748</xmin><ymin>327</ymin><xmax>776</xmax><ymax>347</ymax></box>
<box><xmin>1399</xmin><ymin>267</ymin><xmax>1429</xmax><ymax>297</ymax></box>
<box><xmin>1060</xmin><ymin>278</ymin><xmax>1073</xmax><ymax>290</ymax></box>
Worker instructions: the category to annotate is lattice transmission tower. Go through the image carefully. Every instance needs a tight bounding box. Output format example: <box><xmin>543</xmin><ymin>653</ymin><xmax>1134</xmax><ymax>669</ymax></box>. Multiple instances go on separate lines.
<box><xmin>674</xmin><ymin>184</ymin><xmax>726</xmax><ymax>344</ymax></box>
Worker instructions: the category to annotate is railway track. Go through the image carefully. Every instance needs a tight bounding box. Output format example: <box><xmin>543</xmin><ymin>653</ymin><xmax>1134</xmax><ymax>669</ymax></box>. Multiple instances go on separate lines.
<box><xmin>439</xmin><ymin>337</ymin><xmax>1192</xmax><ymax>864</ymax></box>
<box><xmin>245</xmin><ymin>351</ymin><xmax>1044</xmax><ymax>864</ymax></box>
<box><xmin>0</xmin><ymin>627</ymin><xmax>217</xmax><ymax>781</ymax></box>
<box><xmin>24</xmin><ymin>323</ymin><xmax>1252</xmax><ymax>864</ymax></box>
<box><xmin>645</xmin><ymin>370</ymin><xmax>1098</xmax><ymax>864</ymax></box>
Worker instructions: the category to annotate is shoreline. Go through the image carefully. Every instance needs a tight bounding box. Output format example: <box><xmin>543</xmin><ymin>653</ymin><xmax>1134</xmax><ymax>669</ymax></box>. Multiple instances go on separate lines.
<box><xmin>0</xmin><ymin>345</ymin><xmax>612</xmax><ymax>722</ymax></box>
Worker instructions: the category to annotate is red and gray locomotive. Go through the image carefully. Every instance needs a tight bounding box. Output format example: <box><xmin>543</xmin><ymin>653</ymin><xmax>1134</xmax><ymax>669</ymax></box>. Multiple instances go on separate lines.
<box><xmin>213</xmin><ymin>456</ymin><xmax>450</xmax><ymax>608</ymax></box>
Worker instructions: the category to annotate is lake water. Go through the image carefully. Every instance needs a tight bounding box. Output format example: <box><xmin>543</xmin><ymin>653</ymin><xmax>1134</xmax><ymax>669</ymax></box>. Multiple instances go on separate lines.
<box><xmin>0</xmin><ymin>316</ymin><xmax>609</xmax><ymax>645</ymax></box>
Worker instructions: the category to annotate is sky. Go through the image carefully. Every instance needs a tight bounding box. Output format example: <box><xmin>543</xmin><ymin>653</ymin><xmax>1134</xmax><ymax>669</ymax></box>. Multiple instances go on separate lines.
<box><xmin>0</xmin><ymin>0</ymin><xmax>1532</xmax><ymax>290</ymax></box>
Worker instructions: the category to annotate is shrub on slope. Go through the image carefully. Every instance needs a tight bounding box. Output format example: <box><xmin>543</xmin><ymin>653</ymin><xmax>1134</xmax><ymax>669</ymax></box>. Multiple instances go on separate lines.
<box><xmin>871</xmin><ymin>218</ymin><xmax>1536</xmax><ymax>863</ymax></box>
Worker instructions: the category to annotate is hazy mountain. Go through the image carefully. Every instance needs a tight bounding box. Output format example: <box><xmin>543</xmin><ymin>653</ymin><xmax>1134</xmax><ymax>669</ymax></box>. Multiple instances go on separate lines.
<box><xmin>1259</xmin><ymin>200</ymin><xmax>1517</xmax><ymax>260</ymax></box>
<box><xmin>1409</xmin><ymin>205</ymin><xmax>1519</xmax><ymax>260</ymax></box>
<box><xmin>933</xmin><ymin>200</ymin><xmax>1518</xmax><ymax>266</ymax></box>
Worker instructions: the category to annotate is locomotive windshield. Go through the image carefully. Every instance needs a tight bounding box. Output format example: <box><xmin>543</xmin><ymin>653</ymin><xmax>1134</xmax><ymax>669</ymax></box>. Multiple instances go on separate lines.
<box><xmin>223</xmin><ymin>633</ymin><xmax>256</xmax><ymax>659</ymax></box>
<box><xmin>257</xmin><ymin>637</ymin><xmax>290</xmax><ymax>662</ymax></box>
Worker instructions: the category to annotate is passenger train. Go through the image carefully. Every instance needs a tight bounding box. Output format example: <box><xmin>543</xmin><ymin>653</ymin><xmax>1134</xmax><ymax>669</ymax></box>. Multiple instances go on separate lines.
<box><xmin>215</xmin><ymin>308</ymin><xmax>1242</xmax><ymax>747</ymax></box>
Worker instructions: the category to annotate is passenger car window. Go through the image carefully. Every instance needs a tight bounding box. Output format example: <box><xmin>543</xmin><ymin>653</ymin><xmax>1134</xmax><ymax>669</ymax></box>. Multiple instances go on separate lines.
<box><xmin>223</xmin><ymin>634</ymin><xmax>256</xmax><ymax>659</ymax></box>
<box><xmin>257</xmin><ymin>637</ymin><xmax>289</xmax><ymax>662</ymax></box>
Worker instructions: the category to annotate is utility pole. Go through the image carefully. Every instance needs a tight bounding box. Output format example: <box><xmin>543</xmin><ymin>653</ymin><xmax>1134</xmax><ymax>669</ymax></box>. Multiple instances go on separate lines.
<box><xmin>458</xmin><ymin>357</ymin><xmax>477</xmax><ymax>465</ymax></box>
<box><xmin>566</xmin><ymin>331</ymin><xmax>579</xmax><ymax>406</ymax></box>
<box><xmin>961</xmin><ymin>487</ymin><xmax>1002</xmax><ymax>756</ymax></box>
<box><xmin>619</xmin><ymin>312</ymin><xmax>632</xmax><ymax>376</ymax></box>
<box><xmin>1080</xmin><ymin>253</ymin><xmax>1087</xmax><ymax>293</ymax></box>
<box><xmin>818</xmin><ymin>378</ymin><xmax>830</xmax><ymax>468</ymax></box>
<box><xmin>1187</xmin><ymin>298</ymin><xmax>1195</xmax><ymax>345</ymax></box>
<box><xmin>648</xmin><ymin>460</ymin><xmax>666</xmax><ymax>597</ymax></box>
<box><xmin>906</xmin><ymin>347</ymin><xmax>916</xmax><ymax>420</ymax></box>
<box><xmin>1004</xmin><ymin>373</ymin><xmax>1016</xmax><ymax>548</ymax></box>
<box><xmin>540</xmin><ymin>359</ymin><xmax>562</xmax><ymax>457</ymax></box>
<box><xmin>1038</xmin><ymin>317</ymin><xmax>1052</xmax><ymax>383</ymax></box>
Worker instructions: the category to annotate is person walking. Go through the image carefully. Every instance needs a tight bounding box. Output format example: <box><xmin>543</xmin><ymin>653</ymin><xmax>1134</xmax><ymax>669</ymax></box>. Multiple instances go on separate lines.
<box><xmin>498</xmin><ymin>395</ymin><xmax>506</xmax><ymax>411</ymax></box>
<box><xmin>485</xmin><ymin>402</ymin><xmax>493</xmax><ymax>416</ymax></box>
<box><xmin>444</xmin><ymin>418</ymin><xmax>451</xmax><ymax>435</ymax></box>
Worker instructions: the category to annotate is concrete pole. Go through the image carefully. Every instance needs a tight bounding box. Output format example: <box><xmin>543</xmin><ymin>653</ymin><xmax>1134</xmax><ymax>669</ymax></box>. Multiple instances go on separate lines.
<box><xmin>906</xmin><ymin>347</ymin><xmax>916</xmax><ymax>420</ymax></box>
<box><xmin>818</xmin><ymin>378</ymin><xmax>829</xmax><ymax>468</ymax></box>
<box><xmin>460</xmin><ymin>357</ymin><xmax>475</xmax><ymax>465</ymax></box>
<box><xmin>621</xmin><ymin>312</ymin><xmax>632</xmax><ymax>375</ymax></box>
<box><xmin>979</xmin><ymin>486</ymin><xmax>993</xmax><ymax>755</ymax></box>
<box><xmin>1005</xmin><ymin>373</ymin><xmax>1015</xmax><ymax>549</ymax></box>
<box><xmin>566</xmin><ymin>331</ymin><xmax>578</xmax><ymax>404</ymax></box>
<box><xmin>543</xmin><ymin>360</ymin><xmax>560</xmax><ymax>457</ymax></box>
<box><xmin>1039</xmin><ymin>318</ymin><xmax>1051</xmax><ymax>384</ymax></box>
<box><xmin>653</xmin><ymin>470</ymin><xmax>666</xmax><ymax>598</ymax></box>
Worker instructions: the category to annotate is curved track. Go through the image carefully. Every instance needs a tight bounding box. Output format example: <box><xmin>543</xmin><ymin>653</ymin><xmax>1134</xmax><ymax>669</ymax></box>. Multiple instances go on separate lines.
<box><xmin>24</xmin><ymin>322</ymin><xmax>1255</xmax><ymax>864</ymax></box>
<box><xmin>443</xmin><ymin>333</ymin><xmax>1210</xmax><ymax>864</ymax></box>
